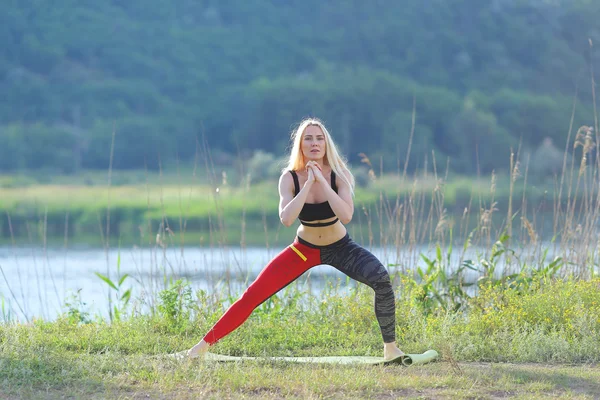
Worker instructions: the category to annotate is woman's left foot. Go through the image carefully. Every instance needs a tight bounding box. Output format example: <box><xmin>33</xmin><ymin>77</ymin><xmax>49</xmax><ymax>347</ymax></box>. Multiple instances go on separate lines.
<box><xmin>383</xmin><ymin>344</ymin><xmax>405</xmax><ymax>361</ymax></box>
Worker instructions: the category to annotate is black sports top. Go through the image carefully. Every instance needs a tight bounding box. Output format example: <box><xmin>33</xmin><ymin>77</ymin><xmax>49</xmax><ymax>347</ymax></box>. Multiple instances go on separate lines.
<box><xmin>290</xmin><ymin>170</ymin><xmax>339</xmax><ymax>227</ymax></box>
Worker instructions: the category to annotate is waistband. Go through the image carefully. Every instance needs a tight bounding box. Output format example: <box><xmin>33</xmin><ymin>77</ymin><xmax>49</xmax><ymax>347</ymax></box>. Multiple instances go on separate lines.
<box><xmin>300</xmin><ymin>218</ymin><xmax>339</xmax><ymax>227</ymax></box>
<box><xmin>295</xmin><ymin>233</ymin><xmax>350</xmax><ymax>249</ymax></box>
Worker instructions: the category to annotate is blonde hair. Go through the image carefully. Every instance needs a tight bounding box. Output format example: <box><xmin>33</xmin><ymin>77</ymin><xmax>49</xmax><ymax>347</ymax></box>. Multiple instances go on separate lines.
<box><xmin>283</xmin><ymin>118</ymin><xmax>355</xmax><ymax>194</ymax></box>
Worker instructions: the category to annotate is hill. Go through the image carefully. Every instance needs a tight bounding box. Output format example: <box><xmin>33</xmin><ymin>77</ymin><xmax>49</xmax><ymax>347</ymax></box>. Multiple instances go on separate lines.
<box><xmin>1</xmin><ymin>0</ymin><xmax>599</xmax><ymax>174</ymax></box>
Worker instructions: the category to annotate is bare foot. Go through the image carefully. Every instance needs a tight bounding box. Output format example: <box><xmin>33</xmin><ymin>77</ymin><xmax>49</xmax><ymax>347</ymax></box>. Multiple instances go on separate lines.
<box><xmin>383</xmin><ymin>342</ymin><xmax>405</xmax><ymax>361</ymax></box>
<box><xmin>187</xmin><ymin>340</ymin><xmax>210</xmax><ymax>359</ymax></box>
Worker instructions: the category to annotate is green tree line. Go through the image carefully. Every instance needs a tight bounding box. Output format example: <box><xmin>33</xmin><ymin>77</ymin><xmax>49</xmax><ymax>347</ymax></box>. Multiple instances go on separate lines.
<box><xmin>0</xmin><ymin>0</ymin><xmax>598</xmax><ymax>175</ymax></box>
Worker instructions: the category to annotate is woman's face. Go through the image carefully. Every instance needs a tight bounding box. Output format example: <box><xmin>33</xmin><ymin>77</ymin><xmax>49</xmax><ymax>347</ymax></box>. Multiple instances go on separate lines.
<box><xmin>301</xmin><ymin>125</ymin><xmax>327</xmax><ymax>162</ymax></box>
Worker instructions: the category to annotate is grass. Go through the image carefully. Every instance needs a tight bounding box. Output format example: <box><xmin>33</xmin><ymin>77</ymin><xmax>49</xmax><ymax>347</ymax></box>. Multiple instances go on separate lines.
<box><xmin>1</xmin><ymin>277</ymin><xmax>600</xmax><ymax>399</ymax></box>
<box><xmin>2</xmin><ymin>172</ymin><xmax>600</xmax><ymax>398</ymax></box>
<box><xmin>2</xmin><ymin>357</ymin><xmax>599</xmax><ymax>399</ymax></box>
<box><xmin>1</xmin><ymin>67</ymin><xmax>599</xmax><ymax>398</ymax></box>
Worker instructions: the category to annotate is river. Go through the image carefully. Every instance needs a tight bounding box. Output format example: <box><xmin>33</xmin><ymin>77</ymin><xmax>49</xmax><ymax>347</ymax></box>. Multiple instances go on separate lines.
<box><xmin>0</xmin><ymin>240</ymin><xmax>549</xmax><ymax>322</ymax></box>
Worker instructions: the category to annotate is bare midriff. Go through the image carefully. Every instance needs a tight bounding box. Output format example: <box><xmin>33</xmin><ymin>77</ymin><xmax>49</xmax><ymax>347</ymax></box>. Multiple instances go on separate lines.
<box><xmin>297</xmin><ymin>217</ymin><xmax>347</xmax><ymax>246</ymax></box>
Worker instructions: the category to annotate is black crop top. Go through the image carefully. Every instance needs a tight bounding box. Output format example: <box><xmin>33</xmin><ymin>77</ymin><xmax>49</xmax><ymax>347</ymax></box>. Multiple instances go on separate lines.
<box><xmin>290</xmin><ymin>170</ymin><xmax>339</xmax><ymax>227</ymax></box>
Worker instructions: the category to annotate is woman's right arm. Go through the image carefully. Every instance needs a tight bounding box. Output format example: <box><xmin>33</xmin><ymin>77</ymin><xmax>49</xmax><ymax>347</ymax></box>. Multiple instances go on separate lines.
<box><xmin>278</xmin><ymin>170</ymin><xmax>314</xmax><ymax>227</ymax></box>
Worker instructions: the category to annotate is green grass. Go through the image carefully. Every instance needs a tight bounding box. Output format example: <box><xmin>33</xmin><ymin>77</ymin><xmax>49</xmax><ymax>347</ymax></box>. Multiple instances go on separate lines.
<box><xmin>2</xmin><ymin>163</ymin><xmax>600</xmax><ymax>398</ymax></box>
<box><xmin>2</xmin><ymin>356</ymin><xmax>599</xmax><ymax>399</ymax></box>
<box><xmin>1</xmin><ymin>277</ymin><xmax>600</xmax><ymax>398</ymax></box>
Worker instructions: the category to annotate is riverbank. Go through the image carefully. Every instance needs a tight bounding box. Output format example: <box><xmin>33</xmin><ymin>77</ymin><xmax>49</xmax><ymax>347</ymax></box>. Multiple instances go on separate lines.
<box><xmin>0</xmin><ymin>170</ymin><xmax>559</xmax><ymax>248</ymax></box>
<box><xmin>1</xmin><ymin>277</ymin><xmax>599</xmax><ymax>398</ymax></box>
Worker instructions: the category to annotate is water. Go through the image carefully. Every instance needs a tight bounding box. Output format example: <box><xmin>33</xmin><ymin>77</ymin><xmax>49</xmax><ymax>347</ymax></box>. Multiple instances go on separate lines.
<box><xmin>0</xmin><ymin>244</ymin><xmax>409</xmax><ymax>321</ymax></box>
<box><xmin>0</xmin><ymin>241</ymin><xmax>553</xmax><ymax>322</ymax></box>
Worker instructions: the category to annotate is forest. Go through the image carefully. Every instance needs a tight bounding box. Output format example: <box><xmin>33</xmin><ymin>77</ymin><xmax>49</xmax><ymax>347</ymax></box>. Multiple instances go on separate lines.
<box><xmin>1</xmin><ymin>0</ymin><xmax>599</xmax><ymax>176</ymax></box>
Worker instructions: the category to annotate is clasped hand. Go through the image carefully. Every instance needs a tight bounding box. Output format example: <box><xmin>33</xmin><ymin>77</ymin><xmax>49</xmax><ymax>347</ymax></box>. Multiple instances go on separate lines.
<box><xmin>305</xmin><ymin>161</ymin><xmax>326</xmax><ymax>184</ymax></box>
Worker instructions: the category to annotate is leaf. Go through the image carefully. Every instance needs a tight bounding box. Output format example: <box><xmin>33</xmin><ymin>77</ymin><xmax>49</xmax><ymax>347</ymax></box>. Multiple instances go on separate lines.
<box><xmin>463</xmin><ymin>230</ymin><xmax>474</xmax><ymax>252</ymax></box>
<box><xmin>95</xmin><ymin>272</ymin><xmax>117</xmax><ymax>290</ymax></box>
<box><xmin>498</xmin><ymin>233</ymin><xmax>510</xmax><ymax>244</ymax></box>
<box><xmin>121</xmin><ymin>289</ymin><xmax>132</xmax><ymax>304</ymax></box>
<box><xmin>118</xmin><ymin>274</ymin><xmax>129</xmax><ymax>287</ymax></box>
<box><xmin>540</xmin><ymin>248</ymin><xmax>549</xmax><ymax>265</ymax></box>
<box><xmin>461</xmin><ymin>260</ymin><xmax>478</xmax><ymax>271</ymax></box>
<box><xmin>421</xmin><ymin>254</ymin><xmax>434</xmax><ymax>266</ymax></box>
<box><xmin>491</xmin><ymin>246</ymin><xmax>505</xmax><ymax>260</ymax></box>
<box><xmin>547</xmin><ymin>257</ymin><xmax>563</xmax><ymax>271</ymax></box>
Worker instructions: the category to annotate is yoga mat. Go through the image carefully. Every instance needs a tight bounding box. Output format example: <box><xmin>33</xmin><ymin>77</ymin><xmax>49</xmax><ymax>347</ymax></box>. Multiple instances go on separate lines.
<box><xmin>401</xmin><ymin>350</ymin><xmax>439</xmax><ymax>366</ymax></box>
<box><xmin>203</xmin><ymin>350</ymin><xmax>438</xmax><ymax>366</ymax></box>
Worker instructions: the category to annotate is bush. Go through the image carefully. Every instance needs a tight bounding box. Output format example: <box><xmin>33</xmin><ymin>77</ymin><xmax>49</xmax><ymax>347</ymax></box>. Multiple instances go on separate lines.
<box><xmin>157</xmin><ymin>279</ymin><xmax>197</xmax><ymax>331</ymax></box>
<box><xmin>247</xmin><ymin>150</ymin><xmax>285</xmax><ymax>183</ymax></box>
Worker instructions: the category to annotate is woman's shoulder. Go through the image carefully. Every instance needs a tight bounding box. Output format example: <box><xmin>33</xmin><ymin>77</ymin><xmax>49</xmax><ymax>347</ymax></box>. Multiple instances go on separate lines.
<box><xmin>334</xmin><ymin>167</ymin><xmax>352</xmax><ymax>180</ymax></box>
<box><xmin>279</xmin><ymin>170</ymin><xmax>298</xmax><ymax>185</ymax></box>
<box><xmin>287</xmin><ymin>168</ymin><xmax>306</xmax><ymax>178</ymax></box>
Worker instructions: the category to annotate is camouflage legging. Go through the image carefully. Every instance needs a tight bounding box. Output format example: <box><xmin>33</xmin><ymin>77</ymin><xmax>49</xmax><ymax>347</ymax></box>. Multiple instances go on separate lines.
<box><xmin>300</xmin><ymin>234</ymin><xmax>396</xmax><ymax>343</ymax></box>
<box><xmin>203</xmin><ymin>233</ymin><xmax>396</xmax><ymax>345</ymax></box>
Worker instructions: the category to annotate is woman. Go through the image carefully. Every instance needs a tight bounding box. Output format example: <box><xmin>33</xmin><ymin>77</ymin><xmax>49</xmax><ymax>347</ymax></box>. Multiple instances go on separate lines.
<box><xmin>187</xmin><ymin>118</ymin><xmax>405</xmax><ymax>360</ymax></box>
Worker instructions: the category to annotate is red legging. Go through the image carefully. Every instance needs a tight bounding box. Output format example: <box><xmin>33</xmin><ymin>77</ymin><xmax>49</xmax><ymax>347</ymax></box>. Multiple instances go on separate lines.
<box><xmin>203</xmin><ymin>238</ymin><xmax>320</xmax><ymax>345</ymax></box>
<box><xmin>203</xmin><ymin>233</ymin><xmax>396</xmax><ymax>344</ymax></box>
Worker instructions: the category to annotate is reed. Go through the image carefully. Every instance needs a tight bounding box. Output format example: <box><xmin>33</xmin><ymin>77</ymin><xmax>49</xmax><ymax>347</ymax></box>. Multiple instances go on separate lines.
<box><xmin>1</xmin><ymin>129</ymin><xmax>600</xmax><ymax>322</ymax></box>
<box><xmin>1</xmin><ymin>51</ymin><xmax>599</xmax><ymax>329</ymax></box>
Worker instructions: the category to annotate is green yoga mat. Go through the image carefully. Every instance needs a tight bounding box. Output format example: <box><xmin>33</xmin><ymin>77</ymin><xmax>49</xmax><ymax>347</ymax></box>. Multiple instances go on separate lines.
<box><xmin>203</xmin><ymin>349</ymin><xmax>438</xmax><ymax>366</ymax></box>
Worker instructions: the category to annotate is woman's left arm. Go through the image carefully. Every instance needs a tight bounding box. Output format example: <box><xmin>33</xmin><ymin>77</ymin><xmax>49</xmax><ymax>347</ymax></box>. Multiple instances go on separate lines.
<box><xmin>310</xmin><ymin>165</ymin><xmax>354</xmax><ymax>224</ymax></box>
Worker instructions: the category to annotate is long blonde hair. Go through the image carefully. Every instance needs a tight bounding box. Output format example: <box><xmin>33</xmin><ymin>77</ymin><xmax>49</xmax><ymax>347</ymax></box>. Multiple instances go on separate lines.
<box><xmin>283</xmin><ymin>118</ymin><xmax>355</xmax><ymax>194</ymax></box>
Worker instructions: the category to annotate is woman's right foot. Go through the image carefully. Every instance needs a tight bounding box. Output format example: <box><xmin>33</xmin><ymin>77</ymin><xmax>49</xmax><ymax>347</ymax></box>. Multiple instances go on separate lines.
<box><xmin>187</xmin><ymin>340</ymin><xmax>209</xmax><ymax>359</ymax></box>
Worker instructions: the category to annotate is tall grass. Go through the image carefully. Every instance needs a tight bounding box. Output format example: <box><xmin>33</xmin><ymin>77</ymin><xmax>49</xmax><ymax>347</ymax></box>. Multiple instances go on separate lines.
<box><xmin>2</xmin><ymin>41</ymin><xmax>600</xmax><ymax>400</ymax></box>
<box><xmin>1</xmin><ymin>129</ymin><xmax>600</xmax><ymax>322</ymax></box>
<box><xmin>0</xmin><ymin>54</ymin><xmax>599</xmax><ymax>331</ymax></box>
